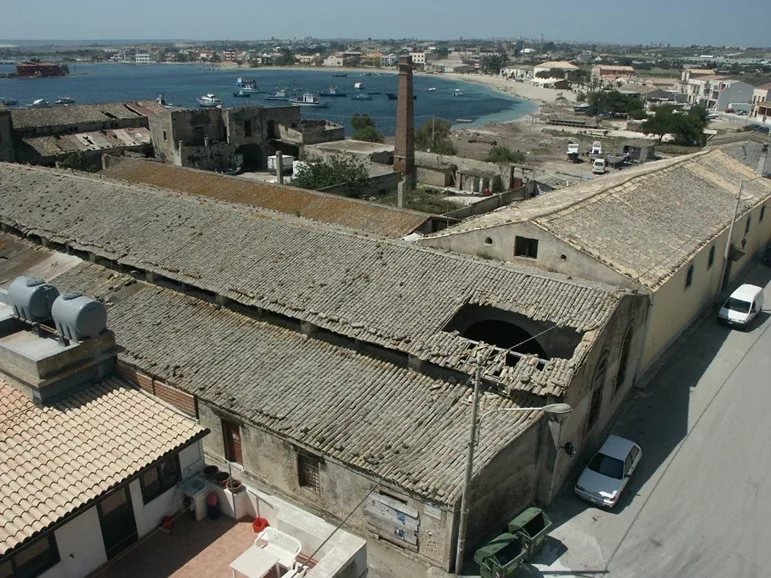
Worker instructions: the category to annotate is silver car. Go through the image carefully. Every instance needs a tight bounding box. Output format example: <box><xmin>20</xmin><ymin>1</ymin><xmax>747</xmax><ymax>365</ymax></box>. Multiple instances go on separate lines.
<box><xmin>575</xmin><ymin>435</ymin><xmax>642</xmax><ymax>508</ymax></box>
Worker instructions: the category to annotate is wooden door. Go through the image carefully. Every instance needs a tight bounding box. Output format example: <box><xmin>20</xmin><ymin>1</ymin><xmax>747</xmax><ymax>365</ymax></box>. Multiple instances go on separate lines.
<box><xmin>223</xmin><ymin>419</ymin><xmax>243</xmax><ymax>465</ymax></box>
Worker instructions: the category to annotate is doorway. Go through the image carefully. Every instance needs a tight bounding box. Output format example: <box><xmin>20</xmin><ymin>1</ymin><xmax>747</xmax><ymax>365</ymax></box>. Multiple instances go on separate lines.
<box><xmin>223</xmin><ymin>418</ymin><xmax>243</xmax><ymax>465</ymax></box>
<box><xmin>97</xmin><ymin>487</ymin><xmax>138</xmax><ymax>559</ymax></box>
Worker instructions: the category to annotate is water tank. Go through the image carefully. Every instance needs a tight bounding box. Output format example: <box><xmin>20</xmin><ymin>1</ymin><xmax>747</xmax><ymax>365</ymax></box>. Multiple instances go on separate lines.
<box><xmin>267</xmin><ymin>155</ymin><xmax>295</xmax><ymax>173</ymax></box>
<box><xmin>51</xmin><ymin>292</ymin><xmax>107</xmax><ymax>341</ymax></box>
<box><xmin>7</xmin><ymin>276</ymin><xmax>60</xmax><ymax>323</ymax></box>
<box><xmin>292</xmin><ymin>160</ymin><xmax>309</xmax><ymax>176</ymax></box>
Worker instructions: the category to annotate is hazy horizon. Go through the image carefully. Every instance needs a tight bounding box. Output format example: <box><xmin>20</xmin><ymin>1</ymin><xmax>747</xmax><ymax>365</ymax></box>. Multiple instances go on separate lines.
<box><xmin>0</xmin><ymin>0</ymin><xmax>769</xmax><ymax>48</ymax></box>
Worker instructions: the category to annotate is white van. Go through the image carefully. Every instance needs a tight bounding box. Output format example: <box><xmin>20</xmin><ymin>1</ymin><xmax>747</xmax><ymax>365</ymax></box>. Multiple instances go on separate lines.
<box><xmin>592</xmin><ymin>159</ymin><xmax>606</xmax><ymax>174</ymax></box>
<box><xmin>718</xmin><ymin>284</ymin><xmax>764</xmax><ymax>329</ymax></box>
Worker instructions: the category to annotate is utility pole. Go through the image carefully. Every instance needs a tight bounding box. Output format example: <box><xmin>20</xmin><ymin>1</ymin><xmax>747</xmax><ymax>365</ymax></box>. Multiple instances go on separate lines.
<box><xmin>454</xmin><ymin>359</ymin><xmax>482</xmax><ymax>574</ymax></box>
<box><xmin>720</xmin><ymin>181</ymin><xmax>744</xmax><ymax>292</ymax></box>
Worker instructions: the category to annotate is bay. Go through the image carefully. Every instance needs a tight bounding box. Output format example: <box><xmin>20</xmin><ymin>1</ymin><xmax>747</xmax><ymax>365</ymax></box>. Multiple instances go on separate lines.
<box><xmin>0</xmin><ymin>63</ymin><xmax>535</xmax><ymax>136</ymax></box>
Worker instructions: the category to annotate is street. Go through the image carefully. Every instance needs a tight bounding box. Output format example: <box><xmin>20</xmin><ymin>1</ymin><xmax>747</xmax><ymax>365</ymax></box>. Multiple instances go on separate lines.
<box><xmin>534</xmin><ymin>263</ymin><xmax>771</xmax><ymax>578</ymax></box>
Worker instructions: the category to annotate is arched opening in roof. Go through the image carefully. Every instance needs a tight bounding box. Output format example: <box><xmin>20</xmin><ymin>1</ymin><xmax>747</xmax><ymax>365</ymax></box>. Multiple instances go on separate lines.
<box><xmin>462</xmin><ymin>319</ymin><xmax>548</xmax><ymax>359</ymax></box>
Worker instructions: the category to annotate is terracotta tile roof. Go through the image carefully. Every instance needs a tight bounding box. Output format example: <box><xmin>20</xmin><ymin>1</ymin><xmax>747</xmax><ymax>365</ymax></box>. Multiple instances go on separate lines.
<box><xmin>36</xmin><ymin>259</ymin><xmax>541</xmax><ymax>505</ymax></box>
<box><xmin>100</xmin><ymin>158</ymin><xmax>430</xmax><ymax>238</ymax></box>
<box><xmin>9</xmin><ymin>103</ymin><xmax>145</xmax><ymax>130</ymax></box>
<box><xmin>0</xmin><ymin>376</ymin><xmax>206</xmax><ymax>556</ymax></box>
<box><xmin>0</xmin><ymin>164</ymin><xmax>627</xmax><ymax>394</ymax></box>
<box><xmin>423</xmin><ymin>150</ymin><xmax>771</xmax><ymax>289</ymax></box>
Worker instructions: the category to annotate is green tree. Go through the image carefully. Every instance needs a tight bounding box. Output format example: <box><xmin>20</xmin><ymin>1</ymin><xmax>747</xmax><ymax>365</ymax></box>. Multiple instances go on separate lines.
<box><xmin>480</xmin><ymin>53</ymin><xmax>508</xmax><ymax>75</ymax></box>
<box><xmin>273</xmin><ymin>48</ymin><xmax>296</xmax><ymax>66</ymax></box>
<box><xmin>643</xmin><ymin>105</ymin><xmax>707</xmax><ymax>146</ymax></box>
<box><xmin>351</xmin><ymin>114</ymin><xmax>384</xmax><ymax>143</ymax></box>
<box><xmin>485</xmin><ymin>146</ymin><xmax>526</xmax><ymax>164</ymax></box>
<box><xmin>415</xmin><ymin>118</ymin><xmax>457</xmax><ymax>155</ymax></box>
<box><xmin>292</xmin><ymin>155</ymin><xmax>370</xmax><ymax>197</ymax></box>
<box><xmin>58</xmin><ymin>153</ymin><xmax>98</xmax><ymax>173</ymax></box>
<box><xmin>588</xmin><ymin>90</ymin><xmax>644</xmax><ymax>115</ymax></box>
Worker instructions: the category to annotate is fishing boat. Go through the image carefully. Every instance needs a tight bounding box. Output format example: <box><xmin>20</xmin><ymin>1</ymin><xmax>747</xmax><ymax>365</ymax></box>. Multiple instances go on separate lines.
<box><xmin>233</xmin><ymin>90</ymin><xmax>251</xmax><ymax>98</ymax></box>
<box><xmin>290</xmin><ymin>93</ymin><xmax>329</xmax><ymax>108</ymax></box>
<box><xmin>27</xmin><ymin>99</ymin><xmax>50</xmax><ymax>108</ymax></box>
<box><xmin>367</xmin><ymin>91</ymin><xmax>382</xmax><ymax>95</ymax></box>
<box><xmin>426</xmin><ymin>87</ymin><xmax>436</xmax><ymax>92</ymax></box>
<box><xmin>452</xmin><ymin>89</ymin><xmax>465</xmax><ymax>97</ymax></box>
<box><xmin>197</xmin><ymin>93</ymin><xmax>223</xmax><ymax>107</ymax></box>
<box><xmin>386</xmin><ymin>93</ymin><xmax>398</xmax><ymax>100</ymax></box>
<box><xmin>353</xmin><ymin>82</ymin><xmax>366</xmax><ymax>90</ymax></box>
<box><xmin>54</xmin><ymin>96</ymin><xmax>75</xmax><ymax>105</ymax></box>
<box><xmin>0</xmin><ymin>97</ymin><xmax>17</xmax><ymax>106</ymax></box>
<box><xmin>319</xmin><ymin>86</ymin><xmax>347</xmax><ymax>97</ymax></box>
<box><xmin>235</xmin><ymin>77</ymin><xmax>264</xmax><ymax>93</ymax></box>
<box><xmin>332</xmin><ymin>72</ymin><xmax>348</xmax><ymax>77</ymax></box>
<box><xmin>361</xmin><ymin>72</ymin><xmax>373</xmax><ymax>76</ymax></box>
<box><xmin>351</xmin><ymin>93</ymin><xmax>373</xmax><ymax>101</ymax></box>
<box><xmin>265</xmin><ymin>88</ymin><xmax>290</xmax><ymax>101</ymax></box>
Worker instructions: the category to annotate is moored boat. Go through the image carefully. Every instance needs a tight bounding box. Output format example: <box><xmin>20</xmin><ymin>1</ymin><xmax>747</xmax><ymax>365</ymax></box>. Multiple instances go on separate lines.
<box><xmin>351</xmin><ymin>93</ymin><xmax>373</xmax><ymax>101</ymax></box>
<box><xmin>265</xmin><ymin>88</ymin><xmax>290</xmax><ymax>101</ymax></box>
<box><xmin>0</xmin><ymin>97</ymin><xmax>17</xmax><ymax>106</ymax></box>
<box><xmin>233</xmin><ymin>90</ymin><xmax>251</xmax><ymax>98</ymax></box>
<box><xmin>235</xmin><ymin>77</ymin><xmax>264</xmax><ymax>93</ymax></box>
<box><xmin>319</xmin><ymin>86</ymin><xmax>347</xmax><ymax>97</ymax></box>
<box><xmin>28</xmin><ymin>99</ymin><xmax>49</xmax><ymax>108</ymax></box>
<box><xmin>290</xmin><ymin>92</ymin><xmax>329</xmax><ymax>108</ymax></box>
<box><xmin>332</xmin><ymin>72</ymin><xmax>348</xmax><ymax>77</ymax></box>
<box><xmin>54</xmin><ymin>96</ymin><xmax>75</xmax><ymax>105</ymax></box>
<box><xmin>353</xmin><ymin>82</ymin><xmax>366</xmax><ymax>90</ymax></box>
<box><xmin>452</xmin><ymin>89</ymin><xmax>465</xmax><ymax>97</ymax></box>
<box><xmin>386</xmin><ymin>93</ymin><xmax>398</xmax><ymax>100</ymax></box>
<box><xmin>197</xmin><ymin>93</ymin><xmax>223</xmax><ymax>107</ymax></box>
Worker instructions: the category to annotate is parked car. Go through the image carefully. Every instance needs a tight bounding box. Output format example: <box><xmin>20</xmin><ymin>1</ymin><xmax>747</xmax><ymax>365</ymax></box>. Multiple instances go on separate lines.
<box><xmin>575</xmin><ymin>435</ymin><xmax>642</xmax><ymax>508</ymax></box>
<box><xmin>717</xmin><ymin>283</ymin><xmax>764</xmax><ymax>329</ymax></box>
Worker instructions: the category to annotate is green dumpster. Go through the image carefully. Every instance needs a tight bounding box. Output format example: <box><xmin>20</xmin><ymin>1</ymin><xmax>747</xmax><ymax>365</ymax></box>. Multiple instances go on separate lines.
<box><xmin>473</xmin><ymin>532</ymin><xmax>527</xmax><ymax>578</ymax></box>
<box><xmin>507</xmin><ymin>506</ymin><xmax>553</xmax><ymax>560</ymax></box>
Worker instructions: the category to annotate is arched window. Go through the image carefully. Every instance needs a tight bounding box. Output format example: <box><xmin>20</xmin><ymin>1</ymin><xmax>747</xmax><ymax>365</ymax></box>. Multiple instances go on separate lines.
<box><xmin>586</xmin><ymin>352</ymin><xmax>609</xmax><ymax>430</ymax></box>
<box><xmin>615</xmin><ymin>327</ymin><xmax>634</xmax><ymax>394</ymax></box>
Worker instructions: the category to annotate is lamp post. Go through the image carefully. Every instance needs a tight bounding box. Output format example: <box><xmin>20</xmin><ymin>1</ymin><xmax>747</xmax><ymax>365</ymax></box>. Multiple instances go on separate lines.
<box><xmin>453</xmin><ymin>367</ymin><xmax>573</xmax><ymax>573</ymax></box>
<box><xmin>720</xmin><ymin>176</ymin><xmax>767</xmax><ymax>291</ymax></box>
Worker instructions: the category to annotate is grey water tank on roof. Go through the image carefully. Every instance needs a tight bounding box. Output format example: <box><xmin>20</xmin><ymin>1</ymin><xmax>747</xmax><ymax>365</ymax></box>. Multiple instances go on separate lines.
<box><xmin>51</xmin><ymin>292</ymin><xmax>108</xmax><ymax>341</ymax></box>
<box><xmin>7</xmin><ymin>276</ymin><xmax>60</xmax><ymax>323</ymax></box>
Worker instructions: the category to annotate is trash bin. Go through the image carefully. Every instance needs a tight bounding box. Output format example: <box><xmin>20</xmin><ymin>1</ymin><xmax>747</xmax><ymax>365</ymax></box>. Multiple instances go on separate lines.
<box><xmin>206</xmin><ymin>493</ymin><xmax>221</xmax><ymax>520</ymax></box>
<box><xmin>473</xmin><ymin>532</ymin><xmax>526</xmax><ymax>578</ymax></box>
<box><xmin>507</xmin><ymin>507</ymin><xmax>552</xmax><ymax>560</ymax></box>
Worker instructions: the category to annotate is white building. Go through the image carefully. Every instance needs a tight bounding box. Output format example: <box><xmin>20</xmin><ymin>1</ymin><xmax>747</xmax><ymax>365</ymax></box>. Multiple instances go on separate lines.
<box><xmin>380</xmin><ymin>53</ymin><xmax>397</xmax><ymax>67</ymax></box>
<box><xmin>135</xmin><ymin>53</ymin><xmax>152</xmax><ymax>64</ymax></box>
<box><xmin>533</xmin><ymin>60</ymin><xmax>579</xmax><ymax>79</ymax></box>
<box><xmin>410</xmin><ymin>52</ymin><xmax>426</xmax><ymax>66</ymax></box>
<box><xmin>323</xmin><ymin>53</ymin><xmax>344</xmax><ymax>67</ymax></box>
<box><xmin>222</xmin><ymin>50</ymin><xmax>237</xmax><ymax>62</ymax></box>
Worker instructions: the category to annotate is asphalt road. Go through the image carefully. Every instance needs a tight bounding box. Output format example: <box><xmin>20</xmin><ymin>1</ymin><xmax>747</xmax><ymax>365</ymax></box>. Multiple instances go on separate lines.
<box><xmin>536</xmin><ymin>263</ymin><xmax>771</xmax><ymax>578</ymax></box>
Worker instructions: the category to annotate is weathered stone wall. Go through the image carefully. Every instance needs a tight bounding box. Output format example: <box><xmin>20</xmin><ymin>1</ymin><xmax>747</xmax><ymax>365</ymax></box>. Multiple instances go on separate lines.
<box><xmin>0</xmin><ymin>109</ymin><xmax>15</xmax><ymax>162</ymax></box>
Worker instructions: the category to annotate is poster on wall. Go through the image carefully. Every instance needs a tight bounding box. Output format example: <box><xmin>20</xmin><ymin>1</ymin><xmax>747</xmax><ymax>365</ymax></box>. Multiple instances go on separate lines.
<box><xmin>364</xmin><ymin>492</ymin><xmax>420</xmax><ymax>550</ymax></box>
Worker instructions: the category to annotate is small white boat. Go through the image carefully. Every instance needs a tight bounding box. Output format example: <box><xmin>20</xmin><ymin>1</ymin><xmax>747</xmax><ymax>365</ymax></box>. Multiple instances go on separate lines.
<box><xmin>353</xmin><ymin>82</ymin><xmax>366</xmax><ymax>90</ymax></box>
<box><xmin>427</xmin><ymin>87</ymin><xmax>436</xmax><ymax>92</ymax></box>
<box><xmin>290</xmin><ymin>93</ymin><xmax>329</xmax><ymax>108</ymax></box>
<box><xmin>197</xmin><ymin>93</ymin><xmax>222</xmax><ymax>107</ymax></box>
<box><xmin>54</xmin><ymin>96</ymin><xmax>75</xmax><ymax>105</ymax></box>
<box><xmin>455</xmin><ymin>118</ymin><xmax>473</xmax><ymax>123</ymax></box>
<box><xmin>452</xmin><ymin>89</ymin><xmax>465</xmax><ymax>97</ymax></box>
<box><xmin>28</xmin><ymin>99</ymin><xmax>50</xmax><ymax>108</ymax></box>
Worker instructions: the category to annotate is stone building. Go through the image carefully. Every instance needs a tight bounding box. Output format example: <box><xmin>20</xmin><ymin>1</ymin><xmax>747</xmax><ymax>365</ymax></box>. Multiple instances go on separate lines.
<box><xmin>149</xmin><ymin>105</ymin><xmax>301</xmax><ymax>171</ymax></box>
<box><xmin>418</xmin><ymin>150</ymin><xmax>771</xmax><ymax>379</ymax></box>
<box><xmin>5</xmin><ymin>102</ymin><xmax>160</xmax><ymax>166</ymax></box>
<box><xmin>0</xmin><ymin>105</ymin><xmax>14</xmax><ymax>162</ymax></box>
<box><xmin>0</xmin><ymin>163</ymin><xmax>650</xmax><ymax>571</ymax></box>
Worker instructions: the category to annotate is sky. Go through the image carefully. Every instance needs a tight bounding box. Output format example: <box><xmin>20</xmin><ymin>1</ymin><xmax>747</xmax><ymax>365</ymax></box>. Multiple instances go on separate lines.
<box><xmin>0</xmin><ymin>0</ymin><xmax>768</xmax><ymax>47</ymax></box>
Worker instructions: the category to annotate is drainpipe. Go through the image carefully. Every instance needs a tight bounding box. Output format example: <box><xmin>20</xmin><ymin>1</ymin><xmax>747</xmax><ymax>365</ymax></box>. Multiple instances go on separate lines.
<box><xmin>276</xmin><ymin>151</ymin><xmax>284</xmax><ymax>185</ymax></box>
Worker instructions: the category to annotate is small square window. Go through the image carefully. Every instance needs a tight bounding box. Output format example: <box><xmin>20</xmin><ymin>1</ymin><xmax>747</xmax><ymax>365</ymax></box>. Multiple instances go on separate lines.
<box><xmin>761</xmin><ymin>206</ymin><xmax>766</xmax><ymax>222</ymax></box>
<box><xmin>514</xmin><ymin>236</ymin><xmax>539</xmax><ymax>259</ymax></box>
<box><xmin>745</xmin><ymin>216</ymin><xmax>751</xmax><ymax>235</ymax></box>
<box><xmin>707</xmin><ymin>245</ymin><xmax>715</xmax><ymax>269</ymax></box>
<box><xmin>12</xmin><ymin>534</ymin><xmax>60</xmax><ymax>578</ymax></box>
<box><xmin>140</xmin><ymin>455</ymin><xmax>180</xmax><ymax>504</ymax></box>
<box><xmin>162</xmin><ymin>130</ymin><xmax>167</xmax><ymax>141</ymax></box>
<box><xmin>685</xmin><ymin>263</ymin><xmax>694</xmax><ymax>288</ymax></box>
<box><xmin>298</xmin><ymin>453</ymin><xmax>320</xmax><ymax>492</ymax></box>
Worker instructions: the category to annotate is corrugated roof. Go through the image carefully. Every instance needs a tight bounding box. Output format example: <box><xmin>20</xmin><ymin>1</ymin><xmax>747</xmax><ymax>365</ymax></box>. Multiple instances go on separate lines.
<box><xmin>100</xmin><ymin>158</ymin><xmax>430</xmax><ymax>238</ymax></box>
<box><xmin>0</xmin><ymin>376</ymin><xmax>206</xmax><ymax>556</ymax></box>
<box><xmin>422</xmin><ymin>150</ymin><xmax>771</xmax><ymax>289</ymax></box>
<box><xmin>9</xmin><ymin>103</ymin><xmax>145</xmax><ymax>130</ymax></box>
<box><xmin>0</xmin><ymin>164</ymin><xmax>625</xmax><ymax>396</ymax></box>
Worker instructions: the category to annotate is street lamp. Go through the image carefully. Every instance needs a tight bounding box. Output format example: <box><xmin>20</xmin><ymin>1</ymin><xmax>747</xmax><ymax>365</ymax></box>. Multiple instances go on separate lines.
<box><xmin>720</xmin><ymin>175</ymin><xmax>768</xmax><ymax>291</ymax></box>
<box><xmin>454</xmin><ymin>369</ymin><xmax>573</xmax><ymax>573</ymax></box>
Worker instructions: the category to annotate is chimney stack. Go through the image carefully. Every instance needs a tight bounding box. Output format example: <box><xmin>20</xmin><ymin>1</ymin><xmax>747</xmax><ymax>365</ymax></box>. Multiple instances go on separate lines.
<box><xmin>394</xmin><ymin>56</ymin><xmax>415</xmax><ymax>186</ymax></box>
<box><xmin>759</xmin><ymin>144</ymin><xmax>769</xmax><ymax>177</ymax></box>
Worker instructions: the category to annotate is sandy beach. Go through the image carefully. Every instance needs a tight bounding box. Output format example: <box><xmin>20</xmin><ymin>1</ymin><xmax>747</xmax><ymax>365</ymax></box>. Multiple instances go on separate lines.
<box><xmin>438</xmin><ymin>72</ymin><xmax>577</xmax><ymax>105</ymax></box>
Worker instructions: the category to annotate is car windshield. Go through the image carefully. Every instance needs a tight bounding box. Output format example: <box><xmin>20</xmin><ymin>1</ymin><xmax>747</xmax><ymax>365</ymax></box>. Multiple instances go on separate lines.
<box><xmin>725</xmin><ymin>298</ymin><xmax>751</xmax><ymax>313</ymax></box>
<box><xmin>587</xmin><ymin>453</ymin><xmax>624</xmax><ymax>479</ymax></box>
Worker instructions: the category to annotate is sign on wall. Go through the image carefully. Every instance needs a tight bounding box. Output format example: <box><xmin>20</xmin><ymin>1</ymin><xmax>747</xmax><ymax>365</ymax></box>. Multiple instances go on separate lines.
<box><xmin>364</xmin><ymin>492</ymin><xmax>420</xmax><ymax>549</ymax></box>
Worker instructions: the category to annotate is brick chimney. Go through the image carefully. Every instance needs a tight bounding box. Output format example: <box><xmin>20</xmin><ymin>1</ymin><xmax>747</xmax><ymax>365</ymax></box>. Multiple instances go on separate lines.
<box><xmin>394</xmin><ymin>55</ymin><xmax>415</xmax><ymax>185</ymax></box>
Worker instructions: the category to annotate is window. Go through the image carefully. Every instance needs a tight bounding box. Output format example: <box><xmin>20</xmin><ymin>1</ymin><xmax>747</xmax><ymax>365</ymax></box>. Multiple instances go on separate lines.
<box><xmin>615</xmin><ymin>327</ymin><xmax>634</xmax><ymax>394</ymax></box>
<box><xmin>514</xmin><ymin>236</ymin><xmax>539</xmax><ymax>259</ymax></box>
<box><xmin>139</xmin><ymin>454</ymin><xmax>180</xmax><ymax>504</ymax></box>
<box><xmin>707</xmin><ymin>245</ymin><xmax>715</xmax><ymax>269</ymax></box>
<box><xmin>297</xmin><ymin>453</ymin><xmax>320</xmax><ymax>492</ymax></box>
<box><xmin>761</xmin><ymin>206</ymin><xmax>766</xmax><ymax>222</ymax></box>
<box><xmin>244</xmin><ymin>119</ymin><xmax>252</xmax><ymax>137</ymax></box>
<box><xmin>162</xmin><ymin>130</ymin><xmax>167</xmax><ymax>141</ymax></box>
<box><xmin>586</xmin><ymin>354</ymin><xmax>607</xmax><ymax>431</ymax></box>
<box><xmin>2</xmin><ymin>534</ymin><xmax>60</xmax><ymax>578</ymax></box>
<box><xmin>685</xmin><ymin>263</ymin><xmax>694</xmax><ymax>288</ymax></box>
<box><xmin>745</xmin><ymin>216</ymin><xmax>751</xmax><ymax>235</ymax></box>
<box><xmin>192</xmin><ymin>126</ymin><xmax>205</xmax><ymax>143</ymax></box>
